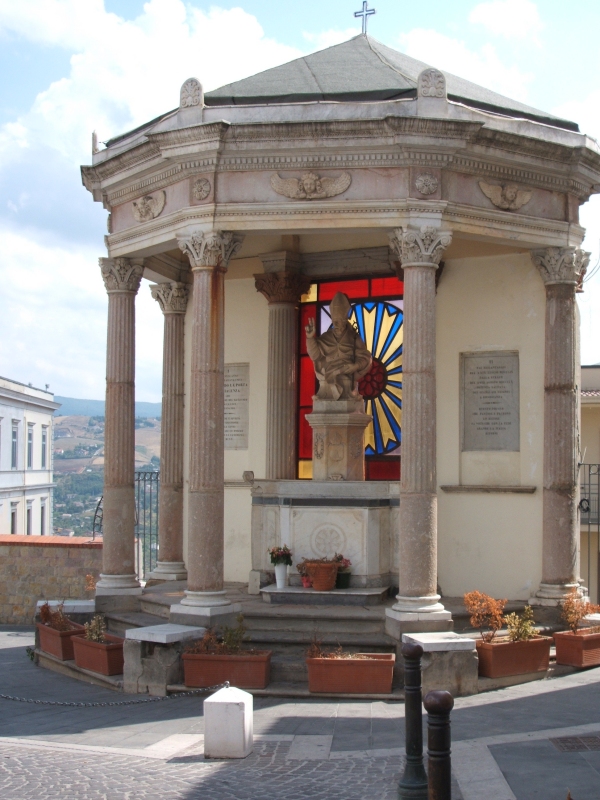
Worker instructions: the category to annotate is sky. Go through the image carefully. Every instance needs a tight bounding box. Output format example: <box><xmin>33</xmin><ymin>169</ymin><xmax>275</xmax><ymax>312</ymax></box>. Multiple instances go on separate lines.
<box><xmin>1</xmin><ymin>0</ymin><xmax>600</xmax><ymax>401</ymax></box>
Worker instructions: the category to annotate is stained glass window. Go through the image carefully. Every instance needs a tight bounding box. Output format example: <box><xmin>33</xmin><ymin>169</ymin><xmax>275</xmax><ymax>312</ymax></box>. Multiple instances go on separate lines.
<box><xmin>298</xmin><ymin>277</ymin><xmax>403</xmax><ymax>480</ymax></box>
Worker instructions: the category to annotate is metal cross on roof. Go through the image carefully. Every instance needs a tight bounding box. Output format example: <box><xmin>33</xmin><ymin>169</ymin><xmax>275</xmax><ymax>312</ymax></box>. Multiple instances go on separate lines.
<box><xmin>354</xmin><ymin>1</ymin><xmax>376</xmax><ymax>34</ymax></box>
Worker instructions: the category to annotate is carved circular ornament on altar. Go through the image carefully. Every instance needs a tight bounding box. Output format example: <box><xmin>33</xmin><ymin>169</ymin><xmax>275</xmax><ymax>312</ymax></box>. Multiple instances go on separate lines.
<box><xmin>415</xmin><ymin>173</ymin><xmax>439</xmax><ymax>196</ymax></box>
<box><xmin>311</xmin><ymin>524</ymin><xmax>347</xmax><ymax>559</ymax></box>
<box><xmin>193</xmin><ymin>178</ymin><xmax>211</xmax><ymax>201</ymax></box>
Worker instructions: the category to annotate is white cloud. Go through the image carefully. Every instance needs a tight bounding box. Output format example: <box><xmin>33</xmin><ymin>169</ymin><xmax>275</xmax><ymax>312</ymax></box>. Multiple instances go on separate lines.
<box><xmin>303</xmin><ymin>27</ymin><xmax>359</xmax><ymax>50</ymax></box>
<box><xmin>469</xmin><ymin>0</ymin><xmax>543</xmax><ymax>40</ymax></box>
<box><xmin>399</xmin><ymin>28</ymin><xmax>533</xmax><ymax>101</ymax></box>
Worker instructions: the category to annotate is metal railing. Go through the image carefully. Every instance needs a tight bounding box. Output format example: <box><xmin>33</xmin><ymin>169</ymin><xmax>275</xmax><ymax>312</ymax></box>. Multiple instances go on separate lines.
<box><xmin>580</xmin><ymin>464</ymin><xmax>600</xmax><ymax>602</ymax></box>
<box><xmin>92</xmin><ymin>470</ymin><xmax>160</xmax><ymax>580</ymax></box>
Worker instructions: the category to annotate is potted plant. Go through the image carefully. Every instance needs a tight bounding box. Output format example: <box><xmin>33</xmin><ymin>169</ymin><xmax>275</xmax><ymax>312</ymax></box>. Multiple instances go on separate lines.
<box><xmin>464</xmin><ymin>591</ymin><xmax>551</xmax><ymax>678</ymax></box>
<box><xmin>306</xmin><ymin>641</ymin><xmax>395</xmax><ymax>694</ymax></box>
<box><xmin>296</xmin><ymin>558</ymin><xmax>313</xmax><ymax>588</ymax></box>
<box><xmin>553</xmin><ymin>590</ymin><xmax>600</xmax><ymax>667</ymax></box>
<box><xmin>182</xmin><ymin>615</ymin><xmax>271</xmax><ymax>689</ymax></box>
<box><xmin>334</xmin><ymin>553</ymin><xmax>352</xmax><ymax>589</ymax></box>
<box><xmin>72</xmin><ymin>615</ymin><xmax>124</xmax><ymax>676</ymax></box>
<box><xmin>37</xmin><ymin>601</ymin><xmax>84</xmax><ymax>661</ymax></box>
<box><xmin>304</xmin><ymin>557</ymin><xmax>339</xmax><ymax>591</ymax></box>
<box><xmin>268</xmin><ymin>544</ymin><xmax>292</xmax><ymax>589</ymax></box>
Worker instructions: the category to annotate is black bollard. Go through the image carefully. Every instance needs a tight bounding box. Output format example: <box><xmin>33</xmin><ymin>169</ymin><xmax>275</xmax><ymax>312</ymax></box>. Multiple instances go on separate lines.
<box><xmin>398</xmin><ymin>642</ymin><xmax>428</xmax><ymax>800</ymax></box>
<box><xmin>423</xmin><ymin>690</ymin><xmax>454</xmax><ymax>800</ymax></box>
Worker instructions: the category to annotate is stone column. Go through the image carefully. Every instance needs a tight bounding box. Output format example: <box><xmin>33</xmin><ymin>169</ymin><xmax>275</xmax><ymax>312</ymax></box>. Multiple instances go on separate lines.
<box><xmin>386</xmin><ymin>227</ymin><xmax>453</xmax><ymax>637</ymax></box>
<box><xmin>96</xmin><ymin>257</ymin><xmax>144</xmax><ymax>597</ymax></box>
<box><xmin>531</xmin><ymin>247</ymin><xmax>589</xmax><ymax>606</ymax></box>
<box><xmin>254</xmin><ymin>269</ymin><xmax>310</xmax><ymax>479</ymax></box>
<box><xmin>147</xmin><ymin>282</ymin><xmax>189</xmax><ymax>583</ymax></box>
<box><xmin>171</xmin><ymin>230</ymin><xmax>244</xmax><ymax>625</ymax></box>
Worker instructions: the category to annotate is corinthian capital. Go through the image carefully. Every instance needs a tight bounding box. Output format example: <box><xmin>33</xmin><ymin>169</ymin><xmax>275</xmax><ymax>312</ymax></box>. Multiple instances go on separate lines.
<box><xmin>254</xmin><ymin>271</ymin><xmax>311</xmax><ymax>305</ymax></box>
<box><xmin>531</xmin><ymin>247</ymin><xmax>590</xmax><ymax>288</ymax></box>
<box><xmin>150</xmin><ymin>282</ymin><xmax>189</xmax><ymax>314</ymax></box>
<box><xmin>178</xmin><ymin>230</ymin><xmax>244</xmax><ymax>270</ymax></box>
<box><xmin>388</xmin><ymin>226</ymin><xmax>452</xmax><ymax>267</ymax></box>
<box><xmin>100</xmin><ymin>257</ymin><xmax>144</xmax><ymax>293</ymax></box>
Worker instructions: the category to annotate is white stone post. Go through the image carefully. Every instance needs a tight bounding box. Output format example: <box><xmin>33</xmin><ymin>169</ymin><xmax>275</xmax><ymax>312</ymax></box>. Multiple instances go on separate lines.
<box><xmin>171</xmin><ymin>230</ymin><xmax>243</xmax><ymax>625</ymax></box>
<box><xmin>386</xmin><ymin>227</ymin><xmax>452</xmax><ymax>637</ymax></box>
<box><xmin>254</xmin><ymin>265</ymin><xmax>310</xmax><ymax>479</ymax></box>
<box><xmin>96</xmin><ymin>257</ymin><xmax>144</xmax><ymax>597</ymax></box>
<box><xmin>531</xmin><ymin>247</ymin><xmax>589</xmax><ymax>606</ymax></box>
<box><xmin>147</xmin><ymin>282</ymin><xmax>189</xmax><ymax>583</ymax></box>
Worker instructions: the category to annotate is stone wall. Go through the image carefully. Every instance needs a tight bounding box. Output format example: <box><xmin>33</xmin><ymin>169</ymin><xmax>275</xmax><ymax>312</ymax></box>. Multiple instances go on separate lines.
<box><xmin>0</xmin><ymin>535</ymin><xmax>102</xmax><ymax>624</ymax></box>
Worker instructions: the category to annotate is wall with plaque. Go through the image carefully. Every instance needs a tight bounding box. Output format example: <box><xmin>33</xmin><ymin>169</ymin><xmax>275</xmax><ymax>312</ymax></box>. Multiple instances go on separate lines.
<box><xmin>461</xmin><ymin>351</ymin><xmax>520</xmax><ymax>452</ymax></box>
<box><xmin>224</xmin><ymin>363</ymin><xmax>250</xmax><ymax>450</ymax></box>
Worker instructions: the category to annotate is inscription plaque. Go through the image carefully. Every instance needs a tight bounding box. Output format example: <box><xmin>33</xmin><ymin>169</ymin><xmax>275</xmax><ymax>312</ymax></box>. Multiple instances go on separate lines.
<box><xmin>224</xmin><ymin>363</ymin><xmax>249</xmax><ymax>450</ymax></box>
<box><xmin>461</xmin><ymin>351</ymin><xmax>519</xmax><ymax>451</ymax></box>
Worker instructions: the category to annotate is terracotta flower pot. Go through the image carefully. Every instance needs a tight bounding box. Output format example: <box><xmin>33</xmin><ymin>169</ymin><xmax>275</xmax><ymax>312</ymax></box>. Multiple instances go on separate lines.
<box><xmin>72</xmin><ymin>633</ymin><xmax>124</xmax><ymax>676</ymax></box>
<box><xmin>37</xmin><ymin>622</ymin><xmax>85</xmax><ymax>661</ymax></box>
<box><xmin>554</xmin><ymin>630</ymin><xmax>600</xmax><ymax>667</ymax></box>
<box><xmin>305</xmin><ymin>561</ymin><xmax>338</xmax><ymax>591</ymax></box>
<box><xmin>476</xmin><ymin>636</ymin><xmax>551</xmax><ymax>678</ymax></box>
<box><xmin>182</xmin><ymin>651</ymin><xmax>272</xmax><ymax>689</ymax></box>
<box><xmin>336</xmin><ymin>571</ymin><xmax>351</xmax><ymax>589</ymax></box>
<box><xmin>307</xmin><ymin>653</ymin><xmax>395</xmax><ymax>694</ymax></box>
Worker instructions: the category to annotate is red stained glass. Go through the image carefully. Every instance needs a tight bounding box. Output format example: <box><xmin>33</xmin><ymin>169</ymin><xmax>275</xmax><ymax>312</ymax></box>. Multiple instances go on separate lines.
<box><xmin>371</xmin><ymin>277</ymin><xmax>404</xmax><ymax>296</ymax></box>
<box><xmin>358</xmin><ymin>358</ymin><xmax>387</xmax><ymax>399</ymax></box>
<box><xmin>300</xmin><ymin>304</ymin><xmax>316</xmax><ymax>355</ymax></box>
<box><xmin>366</xmin><ymin>459</ymin><xmax>400</xmax><ymax>481</ymax></box>
<box><xmin>299</xmin><ymin>356</ymin><xmax>316</xmax><ymax>406</ymax></box>
<box><xmin>318</xmin><ymin>280</ymin><xmax>369</xmax><ymax>301</ymax></box>
<box><xmin>298</xmin><ymin>410</ymin><xmax>313</xmax><ymax>459</ymax></box>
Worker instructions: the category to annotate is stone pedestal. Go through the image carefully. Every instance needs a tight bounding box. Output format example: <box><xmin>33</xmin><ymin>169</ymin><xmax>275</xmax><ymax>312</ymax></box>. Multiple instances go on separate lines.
<box><xmin>204</xmin><ymin>686</ymin><xmax>253</xmax><ymax>759</ymax></box>
<box><xmin>306</xmin><ymin>398</ymin><xmax>371</xmax><ymax>481</ymax></box>
<box><xmin>400</xmin><ymin>633</ymin><xmax>478</xmax><ymax>698</ymax></box>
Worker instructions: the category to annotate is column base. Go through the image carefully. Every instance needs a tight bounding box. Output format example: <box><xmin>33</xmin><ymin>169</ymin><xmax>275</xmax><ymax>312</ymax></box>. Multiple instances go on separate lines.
<box><xmin>146</xmin><ymin>561</ymin><xmax>188</xmax><ymax>584</ymax></box>
<box><xmin>95</xmin><ymin>574</ymin><xmax>142</xmax><ymax>595</ymax></box>
<box><xmin>530</xmin><ymin>582</ymin><xmax>583</xmax><ymax>607</ymax></box>
<box><xmin>385</xmin><ymin>603</ymin><xmax>453</xmax><ymax>640</ymax></box>
<box><xmin>170</xmin><ymin>601</ymin><xmax>242</xmax><ymax>628</ymax></box>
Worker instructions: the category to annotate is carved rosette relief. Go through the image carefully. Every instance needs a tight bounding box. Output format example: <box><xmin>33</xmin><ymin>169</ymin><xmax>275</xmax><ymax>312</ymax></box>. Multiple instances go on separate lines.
<box><xmin>531</xmin><ymin>247</ymin><xmax>590</xmax><ymax>287</ymax></box>
<box><xmin>254</xmin><ymin>271</ymin><xmax>311</xmax><ymax>305</ymax></box>
<box><xmin>389</xmin><ymin>227</ymin><xmax>453</xmax><ymax>267</ymax></box>
<box><xmin>311</xmin><ymin>524</ymin><xmax>346</xmax><ymax>558</ymax></box>
<box><xmin>132</xmin><ymin>190</ymin><xmax>166</xmax><ymax>223</ymax></box>
<box><xmin>180</xmin><ymin>78</ymin><xmax>203</xmax><ymax>108</ymax></box>
<box><xmin>178</xmin><ymin>230</ymin><xmax>244</xmax><ymax>270</ymax></box>
<box><xmin>100</xmin><ymin>257</ymin><xmax>144</xmax><ymax>294</ymax></box>
<box><xmin>150</xmin><ymin>282</ymin><xmax>189</xmax><ymax>315</ymax></box>
<box><xmin>415</xmin><ymin>173</ymin><xmax>439</xmax><ymax>196</ymax></box>
<box><xmin>479</xmin><ymin>181</ymin><xmax>532</xmax><ymax>212</ymax></box>
<box><xmin>192</xmin><ymin>177</ymin><xmax>211</xmax><ymax>201</ymax></box>
<box><xmin>418</xmin><ymin>68</ymin><xmax>446</xmax><ymax>98</ymax></box>
<box><xmin>270</xmin><ymin>171</ymin><xmax>351</xmax><ymax>200</ymax></box>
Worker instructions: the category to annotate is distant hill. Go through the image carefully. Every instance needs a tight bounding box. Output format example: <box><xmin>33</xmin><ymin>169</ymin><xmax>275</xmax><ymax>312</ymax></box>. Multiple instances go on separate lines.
<box><xmin>55</xmin><ymin>396</ymin><xmax>161</xmax><ymax>418</ymax></box>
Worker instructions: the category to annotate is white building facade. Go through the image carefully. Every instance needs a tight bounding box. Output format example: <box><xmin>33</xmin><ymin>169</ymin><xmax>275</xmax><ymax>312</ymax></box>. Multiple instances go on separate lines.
<box><xmin>0</xmin><ymin>377</ymin><xmax>60</xmax><ymax>535</ymax></box>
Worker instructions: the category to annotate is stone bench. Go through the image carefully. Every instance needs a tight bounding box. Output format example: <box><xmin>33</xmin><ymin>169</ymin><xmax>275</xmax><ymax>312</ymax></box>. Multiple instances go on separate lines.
<box><xmin>401</xmin><ymin>632</ymin><xmax>478</xmax><ymax>697</ymax></box>
<box><xmin>124</xmin><ymin>624</ymin><xmax>205</xmax><ymax>696</ymax></box>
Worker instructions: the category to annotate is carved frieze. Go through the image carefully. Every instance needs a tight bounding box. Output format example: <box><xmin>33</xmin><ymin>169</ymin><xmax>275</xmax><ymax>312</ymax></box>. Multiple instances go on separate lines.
<box><xmin>479</xmin><ymin>181</ymin><xmax>532</xmax><ymax>212</ymax></box>
<box><xmin>100</xmin><ymin>257</ymin><xmax>144</xmax><ymax>294</ymax></box>
<box><xmin>418</xmin><ymin>68</ymin><xmax>446</xmax><ymax>98</ymax></box>
<box><xmin>150</xmin><ymin>282</ymin><xmax>189</xmax><ymax>314</ymax></box>
<box><xmin>179</xmin><ymin>230</ymin><xmax>244</xmax><ymax>269</ymax></box>
<box><xmin>270</xmin><ymin>171</ymin><xmax>351</xmax><ymax>200</ymax></box>
<box><xmin>192</xmin><ymin>177</ymin><xmax>211</xmax><ymax>201</ymax></box>
<box><xmin>389</xmin><ymin>227</ymin><xmax>452</xmax><ymax>267</ymax></box>
<box><xmin>254</xmin><ymin>271</ymin><xmax>311</xmax><ymax>305</ymax></box>
<box><xmin>531</xmin><ymin>247</ymin><xmax>590</xmax><ymax>287</ymax></box>
<box><xmin>132</xmin><ymin>190</ymin><xmax>166</xmax><ymax>222</ymax></box>
<box><xmin>180</xmin><ymin>78</ymin><xmax>203</xmax><ymax>108</ymax></box>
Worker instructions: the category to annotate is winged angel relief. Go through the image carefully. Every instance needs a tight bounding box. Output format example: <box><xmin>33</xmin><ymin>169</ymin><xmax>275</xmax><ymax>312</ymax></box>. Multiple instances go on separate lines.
<box><xmin>478</xmin><ymin>181</ymin><xmax>532</xmax><ymax>212</ymax></box>
<box><xmin>270</xmin><ymin>171</ymin><xmax>352</xmax><ymax>200</ymax></box>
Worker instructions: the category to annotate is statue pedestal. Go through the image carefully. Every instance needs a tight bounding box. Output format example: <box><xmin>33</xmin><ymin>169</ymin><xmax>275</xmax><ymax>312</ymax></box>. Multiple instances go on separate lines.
<box><xmin>306</xmin><ymin>399</ymin><xmax>371</xmax><ymax>481</ymax></box>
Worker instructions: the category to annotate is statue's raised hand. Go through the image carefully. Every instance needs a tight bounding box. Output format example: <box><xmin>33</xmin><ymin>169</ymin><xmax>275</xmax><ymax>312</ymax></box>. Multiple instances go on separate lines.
<box><xmin>305</xmin><ymin>317</ymin><xmax>316</xmax><ymax>339</ymax></box>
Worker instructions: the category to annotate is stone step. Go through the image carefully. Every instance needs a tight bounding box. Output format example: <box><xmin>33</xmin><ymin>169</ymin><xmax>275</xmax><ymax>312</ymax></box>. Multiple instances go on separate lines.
<box><xmin>243</xmin><ymin>614</ymin><xmax>385</xmax><ymax>636</ymax></box>
<box><xmin>246</xmin><ymin>630</ymin><xmax>394</xmax><ymax>648</ymax></box>
<box><xmin>106</xmin><ymin>610</ymin><xmax>168</xmax><ymax>637</ymax></box>
<box><xmin>139</xmin><ymin>597</ymin><xmax>172</xmax><ymax>619</ymax></box>
<box><xmin>261</xmin><ymin>585</ymin><xmax>390</xmax><ymax>606</ymax></box>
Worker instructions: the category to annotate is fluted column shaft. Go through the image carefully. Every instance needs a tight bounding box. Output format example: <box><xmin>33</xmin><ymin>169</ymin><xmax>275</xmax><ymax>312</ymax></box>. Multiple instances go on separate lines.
<box><xmin>178</xmin><ymin>231</ymin><xmax>243</xmax><ymax>608</ymax></box>
<box><xmin>97</xmin><ymin>258</ymin><xmax>143</xmax><ymax>591</ymax></box>
<box><xmin>388</xmin><ymin>227</ymin><xmax>452</xmax><ymax>615</ymax></box>
<box><xmin>255</xmin><ymin>270</ymin><xmax>310</xmax><ymax>479</ymax></box>
<box><xmin>148</xmin><ymin>283</ymin><xmax>188</xmax><ymax>581</ymax></box>
<box><xmin>532</xmin><ymin>247</ymin><xmax>589</xmax><ymax>602</ymax></box>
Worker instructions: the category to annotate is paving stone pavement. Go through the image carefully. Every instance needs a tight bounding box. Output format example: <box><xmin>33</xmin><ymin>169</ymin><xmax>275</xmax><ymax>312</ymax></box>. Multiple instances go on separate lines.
<box><xmin>3</xmin><ymin>626</ymin><xmax>600</xmax><ymax>798</ymax></box>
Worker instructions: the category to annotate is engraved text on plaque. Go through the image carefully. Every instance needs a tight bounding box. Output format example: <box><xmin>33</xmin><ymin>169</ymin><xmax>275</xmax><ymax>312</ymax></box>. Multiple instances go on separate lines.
<box><xmin>224</xmin><ymin>363</ymin><xmax>249</xmax><ymax>450</ymax></box>
<box><xmin>461</xmin><ymin>351</ymin><xmax>519</xmax><ymax>451</ymax></box>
